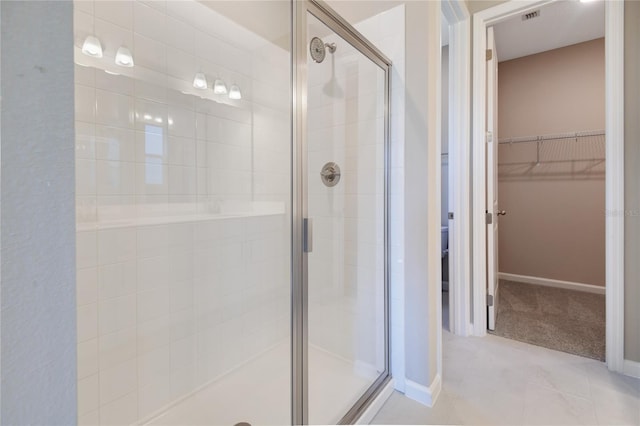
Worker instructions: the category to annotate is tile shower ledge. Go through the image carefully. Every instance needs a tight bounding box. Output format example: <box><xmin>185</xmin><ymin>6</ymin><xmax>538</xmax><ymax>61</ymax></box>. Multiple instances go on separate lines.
<box><xmin>76</xmin><ymin>209</ymin><xmax>285</xmax><ymax>231</ymax></box>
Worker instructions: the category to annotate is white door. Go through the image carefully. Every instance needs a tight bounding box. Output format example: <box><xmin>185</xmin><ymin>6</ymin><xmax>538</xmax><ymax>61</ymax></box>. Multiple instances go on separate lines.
<box><xmin>486</xmin><ymin>26</ymin><xmax>500</xmax><ymax>331</ymax></box>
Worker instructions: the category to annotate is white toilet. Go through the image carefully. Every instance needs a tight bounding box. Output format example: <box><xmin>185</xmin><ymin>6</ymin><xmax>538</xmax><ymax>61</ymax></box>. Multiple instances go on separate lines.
<box><xmin>441</xmin><ymin>226</ymin><xmax>448</xmax><ymax>258</ymax></box>
<box><xmin>442</xmin><ymin>226</ymin><xmax>449</xmax><ymax>291</ymax></box>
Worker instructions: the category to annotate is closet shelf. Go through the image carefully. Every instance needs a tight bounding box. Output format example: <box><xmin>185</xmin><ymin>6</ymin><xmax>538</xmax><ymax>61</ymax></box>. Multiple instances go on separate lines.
<box><xmin>498</xmin><ymin>130</ymin><xmax>605</xmax><ymax>144</ymax></box>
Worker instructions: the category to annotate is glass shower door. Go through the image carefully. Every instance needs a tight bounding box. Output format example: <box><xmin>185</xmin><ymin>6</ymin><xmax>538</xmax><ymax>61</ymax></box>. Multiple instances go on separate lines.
<box><xmin>304</xmin><ymin>7</ymin><xmax>389</xmax><ymax>425</ymax></box>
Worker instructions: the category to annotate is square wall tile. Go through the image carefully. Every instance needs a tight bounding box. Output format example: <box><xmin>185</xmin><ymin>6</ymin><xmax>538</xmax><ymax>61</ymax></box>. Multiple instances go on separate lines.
<box><xmin>138</xmin><ymin>315</ymin><xmax>172</xmax><ymax>355</ymax></box>
<box><xmin>138</xmin><ymin>345</ymin><xmax>171</xmax><ymax>387</ymax></box>
<box><xmin>134</xmin><ymin>1</ymin><xmax>167</xmax><ymax>43</ymax></box>
<box><xmin>78</xmin><ymin>374</ymin><xmax>100</xmax><ymax>415</ymax></box>
<box><xmin>138</xmin><ymin>377</ymin><xmax>171</xmax><ymax>420</ymax></box>
<box><xmin>78</xmin><ymin>302</ymin><xmax>98</xmax><ymax>343</ymax></box>
<box><xmin>99</xmin><ymin>392</ymin><xmax>138</xmax><ymax>426</ymax></box>
<box><xmin>100</xmin><ymin>358</ymin><xmax>137</xmax><ymax>405</ymax></box>
<box><xmin>75</xmin><ymin>84</ymin><xmax>96</xmax><ymax>124</ymax></box>
<box><xmin>166</xmin><ymin>15</ymin><xmax>194</xmax><ymax>53</ymax></box>
<box><xmin>77</xmin><ymin>267</ymin><xmax>98</xmax><ymax>306</ymax></box>
<box><xmin>76</xmin><ymin>231</ymin><xmax>98</xmax><ymax>269</ymax></box>
<box><xmin>94</xmin><ymin>1</ymin><xmax>133</xmax><ymax>29</ymax></box>
<box><xmin>78</xmin><ymin>339</ymin><xmax>99</xmax><ymax>379</ymax></box>
<box><xmin>138</xmin><ymin>287</ymin><xmax>171</xmax><ymax>323</ymax></box>
<box><xmin>96</xmin><ymin>89</ymin><xmax>135</xmax><ymax>129</ymax></box>
<box><xmin>78</xmin><ymin>409</ymin><xmax>99</xmax><ymax>426</ymax></box>
<box><xmin>96</xmin><ymin>125</ymin><xmax>136</xmax><ymax>162</ymax></box>
<box><xmin>98</xmin><ymin>260</ymin><xmax>137</xmax><ymax>301</ymax></box>
<box><xmin>99</xmin><ymin>326</ymin><xmax>137</xmax><ymax>370</ymax></box>
<box><xmin>99</xmin><ymin>294</ymin><xmax>137</xmax><ymax>335</ymax></box>
<box><xmin>98</xmin><ymin>228</ymin><xmax>136</xmax><ymax>265</ymax></box>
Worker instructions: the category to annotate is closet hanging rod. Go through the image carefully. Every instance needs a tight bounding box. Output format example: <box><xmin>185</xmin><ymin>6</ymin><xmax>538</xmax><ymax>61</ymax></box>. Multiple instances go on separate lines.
<box><xmin>498</xmin><ymin>130</ymin><xmax>605</xmax><ymax>145</ymax></box>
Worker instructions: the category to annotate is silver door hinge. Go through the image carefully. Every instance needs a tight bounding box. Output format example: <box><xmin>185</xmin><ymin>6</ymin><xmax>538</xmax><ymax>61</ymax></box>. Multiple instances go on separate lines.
<box><xmin>486</xmin><ymin>49</ymin><xmax>493</xmax><ymax>61</ymax></box>
<box><xmin>448</xmin><ymin>212</ymin><xmax>454</xmax><ymax>220</ymax></box>
<box><xmin>486</xmin><ymin>131</ymin><xmax>493</xmax><ymax>143</ymax></box>
<box><xmin>487</xmin><ymin>294</ymin><xmax>494</xmax><ymax>306</ymax></box>
<box><xmin>485</xmin><ymin>211</ymin><xmax>493</xmax><ymax>224</ymax></box>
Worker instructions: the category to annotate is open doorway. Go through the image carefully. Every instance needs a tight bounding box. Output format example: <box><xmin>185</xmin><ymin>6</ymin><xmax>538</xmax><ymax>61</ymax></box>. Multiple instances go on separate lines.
<box><xmin>483</xmin><ymin>0</ymin><xmax>608</xmax><ymax>361</ymax></box>
<box><xmin>441</xmin><ymin>10</ymin><xmax>452</xmax><ymax>332</ymax></box>
<box><xmin>472</xmin><ymin>1</ymin><xmax>624</xmax><ymax>371</ymax></box>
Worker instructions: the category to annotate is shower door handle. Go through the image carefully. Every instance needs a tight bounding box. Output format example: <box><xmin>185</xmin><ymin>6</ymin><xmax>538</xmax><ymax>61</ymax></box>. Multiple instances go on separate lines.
<box><xmin>303</xmin><ymin>218</ymin><xmax>313</xmax><ymax>253</ymax></box>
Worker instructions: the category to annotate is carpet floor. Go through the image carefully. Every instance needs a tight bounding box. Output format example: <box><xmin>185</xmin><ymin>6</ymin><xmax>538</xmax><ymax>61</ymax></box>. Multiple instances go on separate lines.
<box><xmin>491</xmin><ymin>280</ymin><xmax>605</xmax><ymax>361</ymax></box>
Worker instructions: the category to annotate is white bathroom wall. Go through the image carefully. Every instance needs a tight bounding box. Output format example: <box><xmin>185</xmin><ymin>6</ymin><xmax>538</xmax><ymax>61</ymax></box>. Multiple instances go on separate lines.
<box><xmin>1</xmin><ymin>2</ymin><xmax>77</xmax><ymax>424</ymax></box>
<box><xmin>306</xmin><ymin>22</ymin><xmax>384</xmax><ymax>370</ymax></box>
<box><xmin>73</xmin><ymin>1</ymin><xmax>291</xmax><ymax>424</ymax></box>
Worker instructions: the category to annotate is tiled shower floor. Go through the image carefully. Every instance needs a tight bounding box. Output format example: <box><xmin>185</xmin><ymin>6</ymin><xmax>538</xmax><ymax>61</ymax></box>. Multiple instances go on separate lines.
<box><xmin>145</xmin><ymin>342</ymin><xmax>377</xmax><ymax>425</ymax></box>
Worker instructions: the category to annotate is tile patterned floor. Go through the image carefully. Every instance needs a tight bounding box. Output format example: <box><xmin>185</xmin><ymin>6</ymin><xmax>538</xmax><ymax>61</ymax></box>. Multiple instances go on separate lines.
<box><xmin>372</xmin><ymin>331</ymin><xmax>640</xmax><ymax>425</ymax></box>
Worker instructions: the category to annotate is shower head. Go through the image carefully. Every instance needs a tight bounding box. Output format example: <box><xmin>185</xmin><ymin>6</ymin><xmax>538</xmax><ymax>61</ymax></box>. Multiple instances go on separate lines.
<box><xmin>310</xmin><ymin>37</ymin><xmax>337</xmax><ymax>63</ymax></box>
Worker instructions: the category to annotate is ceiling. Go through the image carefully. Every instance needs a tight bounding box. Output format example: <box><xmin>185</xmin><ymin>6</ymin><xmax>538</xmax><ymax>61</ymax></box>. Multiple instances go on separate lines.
<box><xmin>492</xmin><ymin>0</ymin><xmax>604</xmax><ymax>62</ymax></box>
<box><xmin>326</xmin><ymin>1</ymin><xmax>403</xmax><ymax>25</ymax></box>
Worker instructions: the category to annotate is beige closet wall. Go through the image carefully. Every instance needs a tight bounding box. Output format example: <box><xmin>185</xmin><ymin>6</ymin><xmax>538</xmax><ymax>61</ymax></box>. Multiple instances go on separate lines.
<box><xmin>497</xmin><ymin>39</ymin><xmax>605</xmax><ymax>286</ymax></box>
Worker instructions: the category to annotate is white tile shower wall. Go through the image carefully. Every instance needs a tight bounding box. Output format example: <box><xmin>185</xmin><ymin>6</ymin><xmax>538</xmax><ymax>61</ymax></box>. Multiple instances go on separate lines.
<box><xmin>354</xmin><ymin>5</ymin><xmax>406</xmax><ymax>391</ymax></box>
<box><xmin>307</xmin><ymin>13</ymin><xmax>392</xmax><ymax>379</ymax></box>
<box><xmin>74</xmin><ymin>1</ymin><xmax>290</xmax><ymax>424</ymax></box>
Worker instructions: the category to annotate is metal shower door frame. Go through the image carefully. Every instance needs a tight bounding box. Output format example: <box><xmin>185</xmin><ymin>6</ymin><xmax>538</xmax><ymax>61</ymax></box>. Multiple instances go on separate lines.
<box><xmin>292</xmin><ymin>1</ymin><xmax>392</xmax><ymax>424</ymax></box>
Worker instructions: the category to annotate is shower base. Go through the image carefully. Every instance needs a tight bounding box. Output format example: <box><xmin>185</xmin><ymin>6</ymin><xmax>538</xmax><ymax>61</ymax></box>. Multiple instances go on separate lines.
<box><xmin>144</xmin><ymin>342</ymin><xmax>378</xmax><ymax>425</ymax></box>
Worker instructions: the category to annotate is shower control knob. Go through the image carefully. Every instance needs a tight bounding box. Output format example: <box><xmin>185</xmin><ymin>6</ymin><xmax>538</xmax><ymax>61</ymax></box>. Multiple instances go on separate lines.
<box><xmin>320</xmin><ymin>162</ymin><xmax>341</xmax><ymax>187</ymax></box>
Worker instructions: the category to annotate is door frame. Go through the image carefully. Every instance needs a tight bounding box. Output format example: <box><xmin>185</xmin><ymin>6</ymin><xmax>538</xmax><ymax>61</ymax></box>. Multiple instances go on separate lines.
<box><xmin>470</xmin><ymin>0</ymin><xmax>626</xmax><ymax>373</ymax></box>
<box><xmin>292</xmin><ymin>1</ymin><xmax>393</xmax><ymax>424</ymax></box>
<box><xmin>442</xmin><ymin>0</ymin><xmax>472</xmax><ymax>337</ymax></box>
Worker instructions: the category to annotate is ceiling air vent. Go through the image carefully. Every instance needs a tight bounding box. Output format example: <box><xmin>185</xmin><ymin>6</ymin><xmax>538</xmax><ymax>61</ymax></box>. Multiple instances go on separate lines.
<box><xmin>522</xmin><ymin>10</ymin><xmax>540</xmax><ymax>21</ymax></box>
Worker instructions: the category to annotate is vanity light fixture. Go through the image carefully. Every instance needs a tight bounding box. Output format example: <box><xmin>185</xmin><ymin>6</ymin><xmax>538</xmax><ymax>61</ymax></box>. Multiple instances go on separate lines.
<box><xmin>115</xmin><ymin>46</ymin><xmax>134</xmax><ymax>67</ymax></box>
<box><xmin>193</xmin><ymin>72</ymin><xmax>209</xmax><ymax>90</ymax></box>
<box><xmin>193</xmin><ymin>72</ymin><xmax>208</xmax><ymax>90</ymax></box>
<box><xmin>81</xmin><ymin>35</ymin><xmax>103</xmax><ymax>58</ymax></box>
<box><xmin>228</xmin><ymin>84</ymin><xmax>242</xmax><ymax>100</ymax></box>
<box><xmin>213</xmin><ymin>78</ymin><xmax>228</xmax><ymax>95</ymax></box>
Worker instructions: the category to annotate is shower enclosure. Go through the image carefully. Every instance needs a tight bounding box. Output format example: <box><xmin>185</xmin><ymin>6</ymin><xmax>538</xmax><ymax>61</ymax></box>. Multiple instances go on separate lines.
<box><xmin>74</xmin><ymin>1</ymin><xmax>390</xmax><ymax>424</ymax></box>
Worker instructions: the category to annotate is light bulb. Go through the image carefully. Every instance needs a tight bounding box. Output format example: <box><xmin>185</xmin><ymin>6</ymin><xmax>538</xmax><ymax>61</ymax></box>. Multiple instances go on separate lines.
<box><xmin>81</xmin><ymin>35</ymin><xmax>103</xmax><ymax>58</ymax></box>
<box><xmin>213</xmin><ymin>79</ymin><xmax>228</xmax><ymax>95</ymax></box>
<box><xmin>193</xmin><ymin>72</ymin><xmax>208</xmax><ymax>90</ymax></box>
<box><xmin>115</xmin><ymin>46</ymin><xmax>134</xmax><ymax>67</ymax></box>
<box><xmin>229</xmin><ymin>84</ymin><xmax>242</xmax><ymax>100</ymax></box>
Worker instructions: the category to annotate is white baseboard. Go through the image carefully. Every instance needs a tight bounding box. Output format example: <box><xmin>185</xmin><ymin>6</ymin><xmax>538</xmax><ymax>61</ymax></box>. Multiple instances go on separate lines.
<box><xmin>498</xmin><ymin>273</ymin><xmax>605</xmax><ymax>295</ymax></box>
<box><xmin>623</xmin><ymin>359</ymin><xmax>640</xmax><ymax>379</ymax></box>
<box><xmin>355</xmin><ymin>378</ymin><xmax>395</xmax><ymax>425</ymax></box>
<box><xmin>404</xmin><ymin>374</ymin><xmax>441</xmax><ymax>408</ymax></box>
